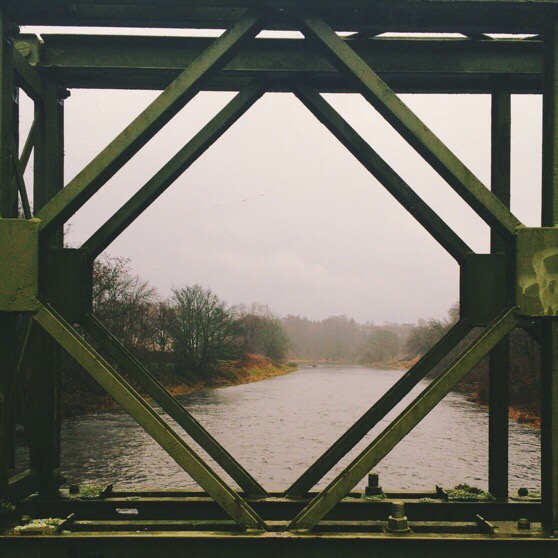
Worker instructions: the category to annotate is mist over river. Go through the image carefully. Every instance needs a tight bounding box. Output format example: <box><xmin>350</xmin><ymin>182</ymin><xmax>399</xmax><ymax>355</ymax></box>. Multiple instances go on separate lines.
<box><xmin>19</xmin><ymin>365</ymin><xmax>541</xmax><ymax>493</ymax></box>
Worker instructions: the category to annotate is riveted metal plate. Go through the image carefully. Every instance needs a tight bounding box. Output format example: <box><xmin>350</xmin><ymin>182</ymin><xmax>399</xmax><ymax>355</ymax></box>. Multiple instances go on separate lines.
<box><xmin>460</xmin><ymin>253</ymin><xmax>507</xmax><ymax>327</ymax></box>
<box><xmin>46</xmin><ymin>248</ymin><xmax>93</xmax><ymax>323</ymax></box>
<box><xmin>516</xmin><ymin>227</ymin><xmax>558</xmax><ymax>317</ymax></box>
<box><xmin>0</xmin><ymin>218</ymin><xmax>40</xmax><ymax>312</ymax></box>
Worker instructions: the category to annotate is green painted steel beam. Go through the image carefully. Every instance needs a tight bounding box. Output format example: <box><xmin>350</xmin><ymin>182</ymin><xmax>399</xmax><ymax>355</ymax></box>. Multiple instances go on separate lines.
<box><xmin>33</xmin><ymin>302</ymin><xmax>266</xmax><ymax>530</ymax></box>
<box><xmin>294</xmin><ymin>86</ymin><xmax>473</xmax><ymax>263</ymax></box>
<box><xmin>0</xmin><ymin>220</ymin><xmax>39</xmax><ymax>313</ymax></box>
<box><xmin>12</xmin><ymin>136</ymin><xmax>31</xmax><ymax>220</ymax></box>
<box><xmin>82</xmin><ymin>81</ymin><xmax>264</xmax><ymax>259</ymax></box>
<box><xmin>81</xmin><ymin>313</ymin><xmax>267</xmax><ymax>497</ymax></box>
<box><xmin>19</xmin><ymin>120</ymin><xmax>36</xmax><ymax>175</ymax></box>
<box><xmin>13</xmin><ymin>48</ymin><xmax>43</xmax><ymax>102</ymax></box>
<box><xmin>0</xmin><ymin>11</ymin><xmax>18</xmax><ymax>501</ymax></box>
<box><xmin>541</xmin><ymin>320</ymin><xmax>558</xmax><ymax>532</ymax></box>
<box><xmin>285</xmin><ymin>320</ymin><xmax>472</xmax><ymax>497</ymax></box>
<box><xmin>17</xmin><ymin>492</ymin><xmax>543</xmax><ymax>522</ymax></box>
<box><xmin>35</xmin><ymin>10</ymin><xmax>265</xmax><ymax>237</ymax></box>
<box><xmin>4</xmin><ymin>0</ymin><xmax>554</xmax><ymax>34</ymax></box>
<box><xmin>298</xmin><ymin>15</ymin><xmax>524</xmax><ymax>240</ymax></box>
<box><xmin>488</xmin><ymin>85</ymin><xmax>512</xmax><ymax>499</ymax></box>
<box><xmin>29</xmin><ymin>78</ymin><xmax>65</xmax><ymax>497</ymax></box>
<box><xmin>27</xmin><ymin>34</ymin><xmax>544</xmax><ymax>93</ymax></box>
<box><xmin>459</xmin><ymin>254</ymin><xmax>508</xmax><ymax>327</ymax></box>
<box><xmin>541</xmin><ymin>15</ymin><xmax>558</xmax><ymax>533</ymax></box>
<box><xmin>2</xmin><ymin>532</ymin><xmax>558</xmax><ymax>558</ymax></box>
<box><xmin>289</xmin><ymin>306</ymin><xmax>521</xmax><ymax>530</ymax></box>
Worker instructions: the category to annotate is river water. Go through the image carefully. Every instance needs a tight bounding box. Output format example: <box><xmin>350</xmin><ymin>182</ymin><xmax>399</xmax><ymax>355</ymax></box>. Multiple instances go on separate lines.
<box><xmin>33</xmin><ymin>365</ymin><xmax>542</xmax><ymax>493</ymax></box>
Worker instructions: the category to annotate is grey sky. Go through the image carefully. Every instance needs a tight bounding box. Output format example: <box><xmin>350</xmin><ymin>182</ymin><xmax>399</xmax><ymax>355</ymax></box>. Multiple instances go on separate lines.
<box><xmin>20</xmin><ymin>30</ymin><xmax>543</xmax><ymax>324</ymax></box>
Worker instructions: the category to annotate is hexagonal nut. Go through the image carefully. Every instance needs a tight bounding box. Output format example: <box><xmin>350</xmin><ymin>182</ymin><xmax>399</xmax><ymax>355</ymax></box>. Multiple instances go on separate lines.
<box><xmin>387</xmin><ymin>515</ymin><xmax>410</xmax><ymax>533</ymax></box>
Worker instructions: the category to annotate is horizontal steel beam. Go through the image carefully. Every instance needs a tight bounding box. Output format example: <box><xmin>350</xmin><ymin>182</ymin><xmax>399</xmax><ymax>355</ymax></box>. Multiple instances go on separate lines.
<box><xmin>22</xmin><ymin>34</ymin><xmax>544</xmax><ymax>93</ymax></box>
<box><xmin>3</xmin><ymin>533</ymin><xmax>557</xmax><ymax>558</ymax></box>
<box><xmin>5</xmin><ymin>0</ymin><xmax>555</xmax><ymax>33</ymax></box>
<box><xmin>20</xmin><ymin>495</ymin><xmax>542</xmax><ymax>522</ymax></box>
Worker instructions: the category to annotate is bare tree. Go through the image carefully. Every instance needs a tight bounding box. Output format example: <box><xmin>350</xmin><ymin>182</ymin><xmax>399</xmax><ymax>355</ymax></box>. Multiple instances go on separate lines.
<box><xmin>168</xmin><ymin>285</ymin><xmax>243</xmax><ymax>377</ymax></box>
<box><xmin>93</xmin><ymin>255</ymin><xmax>157</xmax><ymax>350</ymax></box>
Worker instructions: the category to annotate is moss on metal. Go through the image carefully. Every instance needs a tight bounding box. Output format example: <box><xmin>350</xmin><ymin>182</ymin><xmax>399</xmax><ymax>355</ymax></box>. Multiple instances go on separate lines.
<box><xmin>447</xmin><ymin>484</ymin><xmax>493</xmax><ymax>501</ymax></box>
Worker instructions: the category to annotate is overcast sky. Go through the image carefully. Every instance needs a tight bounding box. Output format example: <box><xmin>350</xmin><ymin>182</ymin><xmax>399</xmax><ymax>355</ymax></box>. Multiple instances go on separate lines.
<box><xmin>20</xmin><ymin>29</ymin><xmax>543</xmax><ymax>324</ymax></box>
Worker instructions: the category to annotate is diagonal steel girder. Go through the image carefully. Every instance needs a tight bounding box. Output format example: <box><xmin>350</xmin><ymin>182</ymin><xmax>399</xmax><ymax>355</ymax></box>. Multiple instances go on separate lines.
<box><xmin>285</xmin><ymin>319</ymin><xmax>472</xmax><ymax>497</ymax></box>
<box><xmin>12</xmin><ymin>136</ymin><xmax>31</xmax><ymax>220</ymax></box>
<box><xmin>298</xmin><ymin>15</ymin><xmax>523</xmax><ymax>239</ymax></box>
<box><xmin>19</xmin><ymin>119</ymin><xmax>36</xmax><ymax>174</ymax></box>
<box><xmin>80</xmin><ymin>313</ymin><xmax>267</xmax><ymax>497</ymax></box>
<box><xmin>34</xmin><ymin>302</ymin><xmax>266</xmax><ymax>530</ymax></box>
<box><xmin>289</xmin><ymin>306</ymin><xmax>520</xmax><ymax>530</ymax></box>
<box><xmin>82</xmin><ymin>81</ymin><xmax>265</xmax><ymax>260</ymax></box>
<box><xmin>293</xmin><ymin>86</ymin><xmax>473</xmax><ymax>264</ymax></box>
<box><xmin>35</xmin><ymin>9</ymin><xmax>266</xmax><ymax>237</ymax></box>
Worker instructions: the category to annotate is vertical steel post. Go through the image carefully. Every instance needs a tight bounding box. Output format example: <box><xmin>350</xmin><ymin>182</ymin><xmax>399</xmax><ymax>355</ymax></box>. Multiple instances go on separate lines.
<box><xmin>488</xmin><ymin>84</ymin><xmax>511</xmax><ymax>499</ymax></box>
<box><xmin>29</xmin><ymin>79</ymin><xmax>65</xmax><ymax>495</ymax></box>
<box><xmin>6</xmin><ymin>77</ymin><xmax>20</xmax><ymax>477</ymax></box>
<box><xmin>0</xmin><ymin>11</ymin><xmax>17</xmax><ymax>499</ymax></box>
<box><xmin>541</xmin><ymin>13</ymin><xmax>558</xmax><ymax>533</ymax></box>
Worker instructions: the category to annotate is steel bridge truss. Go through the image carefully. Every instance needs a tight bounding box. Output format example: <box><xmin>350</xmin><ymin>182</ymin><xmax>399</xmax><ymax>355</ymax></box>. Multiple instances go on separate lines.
<box><xmin>2</xmin><ymin>1</ymin><xmax>558</xmax><ymax>556</ymax></box>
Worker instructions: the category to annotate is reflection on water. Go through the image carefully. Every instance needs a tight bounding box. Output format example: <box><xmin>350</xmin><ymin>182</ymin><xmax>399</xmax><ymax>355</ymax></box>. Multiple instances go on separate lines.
<box><xmin>33</xmin><ymin>365</ymin><xmax>541</xmax><ymax>491</ymax></box>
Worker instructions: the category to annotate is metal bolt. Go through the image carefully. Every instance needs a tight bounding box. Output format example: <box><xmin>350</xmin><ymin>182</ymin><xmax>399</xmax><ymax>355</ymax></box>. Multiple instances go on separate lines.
<box><xmin>518</xmin><ymin>487</ymin><xmax>529</xmax><ymax>497</ymax></box>
<box><xmin>368</xmin><ymin>472</ymin><xmax>379</xmax><ymax>487</ymax></box>
<box><xmin>365</xmin><ymin>472</ymin><xmax>383</xmax><ymax>496</ymax></box>
<box><xmin>391</xmin><ymin>501</ymin><xmax>405</xmax><ymax>518</ymax></box>
<box><xmin>517</xmin><ymin>518</ymin><xmax>531</xmax><ymax>530</ymax></box>
<box><xmin>387</xmin><ymin>501</ymin><xmax>410</xmax><ymax>533</ymax></box>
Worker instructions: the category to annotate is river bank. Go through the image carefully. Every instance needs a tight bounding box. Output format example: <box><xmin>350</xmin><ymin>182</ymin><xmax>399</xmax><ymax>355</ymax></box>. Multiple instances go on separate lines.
<box><xmin>60</xmin><ymin>354</ymin><xmax>297</xmax><ymax>418</ymax></box>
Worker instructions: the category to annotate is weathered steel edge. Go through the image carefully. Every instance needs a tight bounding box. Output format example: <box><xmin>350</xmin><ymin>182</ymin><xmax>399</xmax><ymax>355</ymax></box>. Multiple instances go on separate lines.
<box><xmin>2</xmin><ymin>532</ymin><xmax>557</xmax><ymax>558</ymax></box>
<box><xmin>17</xmin><ymin>496</ymin><xmax>542</xmax><ymax>522</ymax></box>
<box><xmin>20</xmin><ymin>34</ymin><xmax>545</xmax><ymax>93</ymax></box>
<box><xmin>6</xmin><ymin>0</ymin><xmax>558</xmax><ymax>33</ymax></box>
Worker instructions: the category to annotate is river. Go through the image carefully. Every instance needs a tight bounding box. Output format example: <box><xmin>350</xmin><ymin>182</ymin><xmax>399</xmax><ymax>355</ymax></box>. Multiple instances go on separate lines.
<box><xmin>22</xmin><ymin>365</ymin><xmax>542</xmax><ymax>493</ymax></box>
